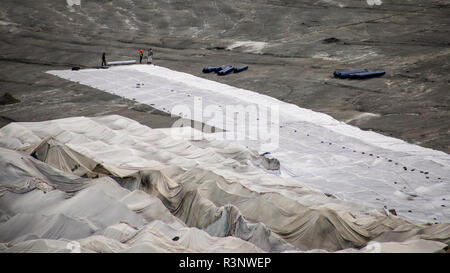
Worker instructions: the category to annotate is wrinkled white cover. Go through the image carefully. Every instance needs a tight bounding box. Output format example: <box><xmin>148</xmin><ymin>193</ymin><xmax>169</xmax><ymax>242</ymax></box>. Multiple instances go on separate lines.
<box><xmin>1</xmin><ymin>116</ymin><xmax>448</xmax><ymax>252</ymax></box>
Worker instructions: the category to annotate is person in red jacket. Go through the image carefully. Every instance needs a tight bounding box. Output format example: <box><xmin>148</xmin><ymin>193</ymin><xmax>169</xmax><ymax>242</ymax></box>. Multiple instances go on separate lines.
<box><xmin>139</xmin><ymin>49</ymin><xmax>143</xmax><ymax>64</ymax></box>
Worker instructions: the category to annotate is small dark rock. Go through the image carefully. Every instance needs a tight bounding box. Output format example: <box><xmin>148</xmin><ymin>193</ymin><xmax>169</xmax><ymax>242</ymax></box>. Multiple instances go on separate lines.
<box><xmin>388</xmin><ymin>209</ymin><xmax>397</xmax><ymax>216</ymax></box>
<box><xmin>322</xmin><ymin>37</ymin><xmax>340</xmax><ymax>44</ymax></box>
<box><xmin>324</xmin><ymin>193</ymin><xmax>336</xmax><ymax>199</ymax></box>
<box><xmin>0</xmin><ymin>92</ymin><xmax>20</xmax><ymax>105</ymax></box>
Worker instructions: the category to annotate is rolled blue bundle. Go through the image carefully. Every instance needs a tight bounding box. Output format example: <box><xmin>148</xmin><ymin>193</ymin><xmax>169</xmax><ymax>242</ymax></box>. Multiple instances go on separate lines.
<box><xmin>202</xmin><ymin>66</ymin><xmax>222</xmax><ymax>73</ymax></box>
<box><xmin>347</xmin><ymin>71</ymin><xmax>385</xmax><ymax>79</ymax></box>
<box><xmin>217</xmin><ymin>65</ymin><xmax>234</xmax><ymax>76</ymax></box>
<box><xmin>218</xmin><ymin>65</ymin><xmax>232</xmax><ymax>71</ymax></box>
<box><xmin>233</xmin><ymin>65</ymin><xmax>249</xmax><ymax>73</ymax></box>
<box><xmin>334</xmin><ymin>69</ymin><xmax>368</xmax><ymax>78</ymax></box>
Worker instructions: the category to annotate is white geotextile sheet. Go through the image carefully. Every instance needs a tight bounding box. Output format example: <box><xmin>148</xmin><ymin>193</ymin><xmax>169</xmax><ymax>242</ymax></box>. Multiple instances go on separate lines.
<box><xmin>46</xmin><ymin>65</ymin><xmax>450</xmax><ymax>223</ymax></box>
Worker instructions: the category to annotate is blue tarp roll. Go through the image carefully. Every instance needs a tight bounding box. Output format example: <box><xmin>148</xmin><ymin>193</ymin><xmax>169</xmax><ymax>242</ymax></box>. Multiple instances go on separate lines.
<box><xmin>334</xmin><ymin>69</ymin><xmax>368</xmax><ymax>78</ymax></box>
<box><xmin>234</xmin><ymin>65</ymin><xmax>249</xmax><ymax>73</ymax></box>
<box><xmin>347</xmin><ymin>71</ymin><xmax>385</xmax><ymax>79</ymax></box>
<box><xmin>203</xmin><ymin>64</ymin><xmax>249</xmax><ymax>75</ymax></box>
<box><xmin>217</xmin><ymin>65</ymin><xmax>234</xmax><ymax>76</ymax></box>
<box><xmin>202</xmin><ymin>66</ymin><xmax>222</xmax><ymax>73</ymax></box>
<box><xmin>219</xmin><ymin>65</ymin><xmax>231</xmax><ymax>71</ymax></box>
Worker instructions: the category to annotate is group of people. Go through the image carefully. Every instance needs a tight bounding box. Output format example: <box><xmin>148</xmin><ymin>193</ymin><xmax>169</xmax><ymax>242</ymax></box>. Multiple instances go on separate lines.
<box><xmin>139</xmin><ymin>48</ymin><xmax>153</xmax><ymax>64</ymax></box>
<box><xmin>101</xmin><ymin>48</ymin><xmax>153</xmax><ymax>66</ymax></box>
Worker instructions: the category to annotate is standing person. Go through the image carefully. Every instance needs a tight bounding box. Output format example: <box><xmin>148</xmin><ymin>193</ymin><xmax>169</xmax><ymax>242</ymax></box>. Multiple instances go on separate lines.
<box><xmin>147</xmin><ymin>48</ymin><xmax>153</xmax><ymax>64</ymax></box>
<box><xmin>139</xmin><ymin>49</ymin><xmax>143</xmax><ymax>64</ymax></box>
<box><xmin>101</xmin><ymin>52</ymin><xmax>107</xmax><ymax>66</ymax></box>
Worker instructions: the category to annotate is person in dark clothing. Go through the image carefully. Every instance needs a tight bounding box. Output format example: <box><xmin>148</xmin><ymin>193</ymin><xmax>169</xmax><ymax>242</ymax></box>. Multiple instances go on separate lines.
<box><xmin>101</xmin><ymin>52</ymin><xmax>107</xmax><ymax>66</ymax></box>
<box><xmin>139</xmin><ymin>49</ymin><xmax>143</xmax><ymax>64</ymax></box>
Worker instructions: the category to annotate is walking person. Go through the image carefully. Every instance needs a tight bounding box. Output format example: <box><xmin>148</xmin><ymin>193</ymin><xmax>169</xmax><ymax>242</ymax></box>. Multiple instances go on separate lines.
<box><xmin>147</xmin><ymin>48</ymin><xmax>153</xmax><ymax>64</ymax></box>
<box><xmin>101</xmin><ymin>52</ymin><xmax>107</xmax><ymax>67</ymax></box>
<box><xmin>139</xmin><ymin>49</ymin><xmax>143</xmax><ymax>64</ymax></box>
